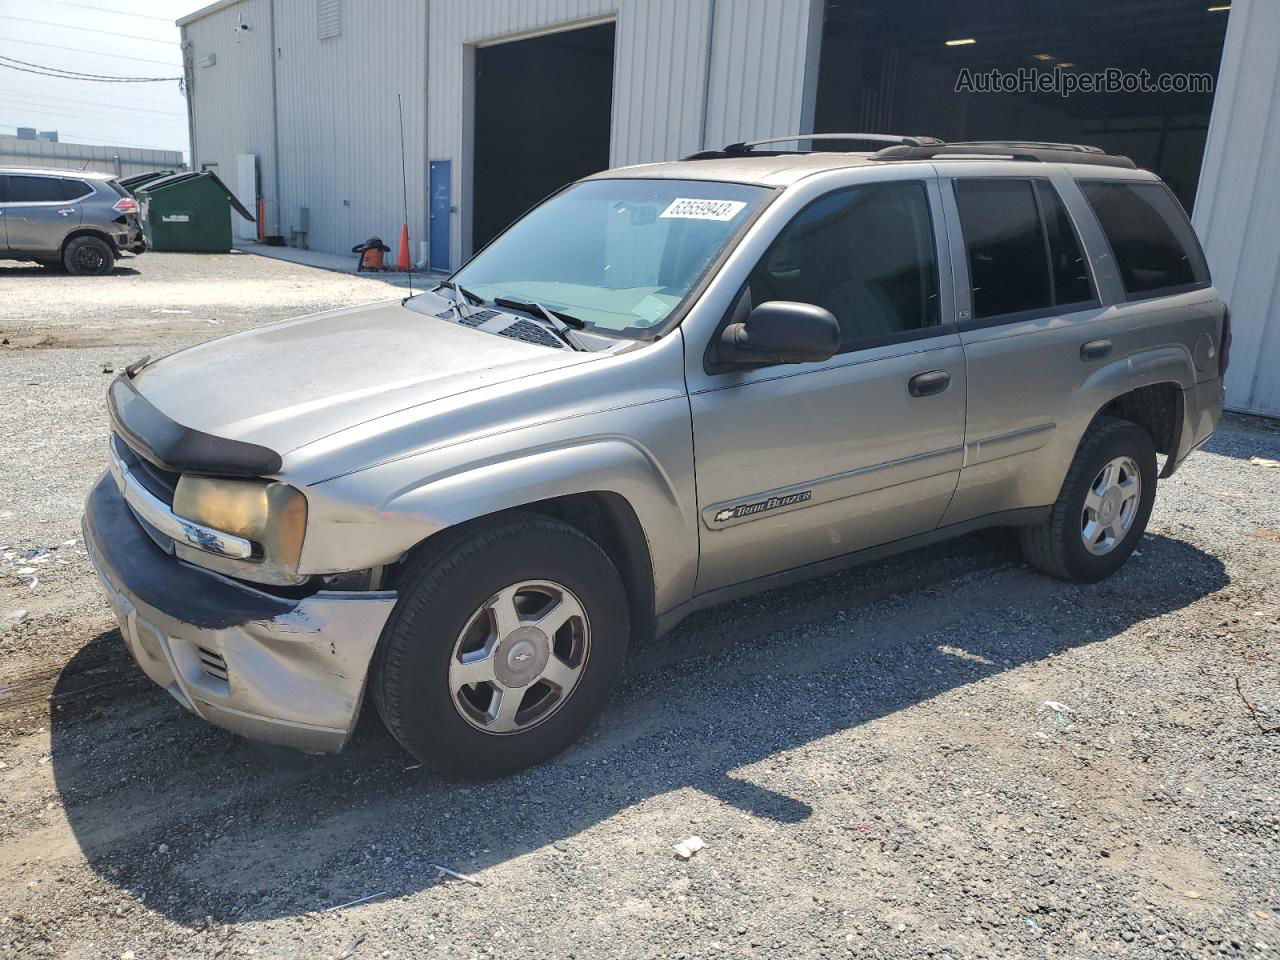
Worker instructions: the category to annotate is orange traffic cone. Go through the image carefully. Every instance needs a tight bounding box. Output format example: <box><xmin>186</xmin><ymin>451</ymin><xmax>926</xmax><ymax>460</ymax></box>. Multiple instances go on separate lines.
<box><xmin>397</xmin><ymin>224</ymin><xmax>411</xmax><ymax>271</ymax></box>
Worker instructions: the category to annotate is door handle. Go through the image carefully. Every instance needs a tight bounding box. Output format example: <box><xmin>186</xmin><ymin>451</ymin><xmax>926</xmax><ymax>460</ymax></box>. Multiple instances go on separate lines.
<box><xmin>908</xmin><ymin>370</ymin><xmax>951</xmax><ymax>397</ymax></box>
<box><xmin>1080</xmin><ymin>339</ymin><xmax>1112</xmax><ymax>361</ymax></box>
<box><xmin>57</xmin><ymin>208</ymin><xmax>77</xmax><ymax>216</ymax></box>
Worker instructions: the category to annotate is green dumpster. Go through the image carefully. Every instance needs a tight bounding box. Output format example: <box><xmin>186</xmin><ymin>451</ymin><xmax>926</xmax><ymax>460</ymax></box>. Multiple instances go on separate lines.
<box><xmin>136</xmin><ymin>171</ymin><xmax>255</xmax><ymax>253</ymax></box>
<box><xmin>118</xmin><ymin>170</ymin><xmax>175</xmax><ymax>195</ymax></box>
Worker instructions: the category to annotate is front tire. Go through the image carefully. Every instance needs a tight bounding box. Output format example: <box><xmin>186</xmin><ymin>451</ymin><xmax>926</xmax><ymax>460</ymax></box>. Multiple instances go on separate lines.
<box><xmin>1018</xmin><ymin>416</ymin><xmax>1157</xmax><ymax>582</ymax></box>
<box><xmin>63</xmin><ymin>235</ymin><xmax>115</xmax><ymax>276</ymax></box>
<box><xmin>372</xmin><ymin>514</ymin><xmax>630</xmax><ymax>777</ymax></box>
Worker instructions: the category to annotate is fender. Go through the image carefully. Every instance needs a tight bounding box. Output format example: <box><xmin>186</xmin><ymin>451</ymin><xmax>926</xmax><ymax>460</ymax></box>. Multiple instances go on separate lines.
<box><xmin>299</xmin><ymin>428</ymin><xmax>699</xmax><ymax>615</ymax></box>
<box><xmin>1078</xmin><ymin>344</ymin><xmax>1196</xmax><ymax>404</ymax></box>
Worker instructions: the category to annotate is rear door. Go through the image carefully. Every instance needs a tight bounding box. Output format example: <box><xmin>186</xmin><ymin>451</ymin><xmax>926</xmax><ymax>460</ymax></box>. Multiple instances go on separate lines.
<box><xmin>939</xmin><ymin>169</ymin><xmax>1113</xmax><ymax>526</ymax></box>
<box><xmin>687</xmin><ymin>175</ymin><xmax>966</xmax><ymax>594</ymax></box>
<box><xmin>1</xmin><ymin>174</ymin><xmax>82</xmax><ymax>252</ymax></box>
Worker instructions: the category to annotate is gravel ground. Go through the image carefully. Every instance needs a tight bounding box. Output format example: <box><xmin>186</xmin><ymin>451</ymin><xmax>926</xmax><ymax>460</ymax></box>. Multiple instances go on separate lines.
<box><xmin>1</xmin><ymin>253</ymin><xmax>1278</xmax><ymax>960</ymax></box>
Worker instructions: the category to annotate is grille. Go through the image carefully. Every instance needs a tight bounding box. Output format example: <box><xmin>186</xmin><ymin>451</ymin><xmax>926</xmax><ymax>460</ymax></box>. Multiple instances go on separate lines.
<box><xmin>437</xmin><ymin>308</ymin><xmax>499</xmax><ymax>328</ymax></box>
<box><xmin>112</xmin><ymin>433</ymin><xmax>178</xmax><ymax>504</ymax></box>
<box><xmin>498</xmin><ymin>319</ymin><xmax>564</xmax><ymax>349</ymax></box>
<box><xmin>196</xmin><ymin>646</ymin><xmax>229</xmax><ymax>683</ymax></box>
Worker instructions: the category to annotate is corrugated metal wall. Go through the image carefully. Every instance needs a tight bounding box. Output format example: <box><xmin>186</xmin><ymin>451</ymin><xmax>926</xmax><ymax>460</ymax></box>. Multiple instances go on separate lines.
<box><xmin>1194</xmin><ymin>0</ymin><xmax>1280</xmax><ymax>417</ymax></box>
<box><xmin>183</xmin><ymin>0</ymin><xmax>821</xmax><ymax>267</ymax></box>
<box><xmin>0</xmin><ymin>136</ymin><xmax>183</xmax><ymax>177</ymax></box>
<box><xmin>181</xmin><ymin>0</ymin><xmax>277</xmax><ymax>231</ymax></box>
<box><xmin>427</xmin><ymin>0</ymin><xmax>820</xmax><ymax>261</ymax></box>
<box><xmin>272</xmin><ymin>0</ymin><xmax>426</xmax><ymax>256</ymax></box>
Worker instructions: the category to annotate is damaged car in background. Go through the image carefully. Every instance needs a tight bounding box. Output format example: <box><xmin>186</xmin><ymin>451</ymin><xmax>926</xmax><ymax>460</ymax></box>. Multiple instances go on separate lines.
<box><xmin>84</xmin><ymin>135</ymin><xmax>1227</xmax><ymax>777</ymax></box>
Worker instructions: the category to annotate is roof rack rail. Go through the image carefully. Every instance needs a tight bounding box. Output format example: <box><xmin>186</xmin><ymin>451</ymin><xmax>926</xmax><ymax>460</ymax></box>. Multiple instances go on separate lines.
<box><xmin>870</xmin><ymin>141</ymin><xmax>1136</xmax><ymax>168</ymax></box>
<box><xmin>682</xmin><ymin>132</ymin><xmax>942</xmax><ymax>160</ymax></box>
<box><xmin>948</xmin><ymin>140</ymin><xmax>1105</xmax><ymax>154</ymax></box>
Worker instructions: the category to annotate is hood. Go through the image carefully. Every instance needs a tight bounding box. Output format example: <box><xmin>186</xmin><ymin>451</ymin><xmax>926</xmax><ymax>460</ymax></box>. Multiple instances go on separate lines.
<box><xmin>130</xmin><ymin>298</ymin><xmax>597</xmax><ymax>457</ymax></box>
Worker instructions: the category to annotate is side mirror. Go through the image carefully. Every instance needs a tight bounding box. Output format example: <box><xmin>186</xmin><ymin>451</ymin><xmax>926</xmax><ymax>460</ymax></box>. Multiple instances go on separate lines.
<box><xmin>718</xmin><ymin>300</ymin><xmax>840</xmax><ymax>366</ymax></box>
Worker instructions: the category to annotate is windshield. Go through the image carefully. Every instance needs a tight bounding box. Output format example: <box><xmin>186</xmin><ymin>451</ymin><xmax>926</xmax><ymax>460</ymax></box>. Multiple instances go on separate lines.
<box><xmin>450</xmin><ymin>178</ymin><xmax>772</xmax><ymax>336</ymax></box>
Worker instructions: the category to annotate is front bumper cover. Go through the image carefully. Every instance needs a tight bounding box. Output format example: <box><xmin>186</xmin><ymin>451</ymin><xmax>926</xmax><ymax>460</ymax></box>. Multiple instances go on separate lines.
<box><xmin>82</xmin><ymin>473</ymin><xmax>396</xmax><ymax>752</ymax></box>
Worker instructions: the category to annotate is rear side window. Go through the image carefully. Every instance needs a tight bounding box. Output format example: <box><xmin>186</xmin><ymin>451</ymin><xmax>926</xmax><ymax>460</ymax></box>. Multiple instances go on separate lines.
<box><xmin>746</xmin><ymin>180</ymin><xmax>940</xmax><ymax>350</ymax></box>
<box><xmin>5</xmin><ymin>175</ymin><xmax>67</xmax><ymax>203</ymax></box>
<box><xmin>60</xmin><ymin>179</ymin><xmax>93</xmax><ymax>201</ymax></box>
<box><xmin>1079</xmin><ymin>180</ymin><xmax>1210</xmax><ymax>298</ymax></box>
<box><xmin>954</xmin><ymin>179</ymin><xmax>1096</xmax><ymax>321</ymax></box>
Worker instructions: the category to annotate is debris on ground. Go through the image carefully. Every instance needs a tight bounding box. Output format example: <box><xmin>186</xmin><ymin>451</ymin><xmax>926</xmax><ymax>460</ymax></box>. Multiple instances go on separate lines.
<box><xmin>432</xmin><ymin>864</ymin><xmax>483</xmax><ymax>886</ymax></box>
<box><xmin>325</xmin><ymin>891</ymin><xmax>388</xmax><ymax>912</ymax></box>
<box><xmin>673</xmin><ymin>836</ymin><xmax>706</xmax><ymax>860</ymax></box>
<box><xmin>334</xmin><ymin>934</ymin><xmax>366</xmax><ymax>960</ymax></box>
<box><xmin>1250</xmin><ymin>456</ymin><xmax>1280</xmax><ymax>468</ymax></box>
<box><xmin>1233</xmin><ymin>676</ymin><xmax>1280</xmax><ymax>734</ymax></box>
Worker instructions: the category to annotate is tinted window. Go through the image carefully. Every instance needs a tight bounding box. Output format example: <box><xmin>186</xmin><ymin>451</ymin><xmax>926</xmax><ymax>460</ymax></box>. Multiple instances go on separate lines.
<box><xmin>5</xmin><ymin>175</ymin><xmax>66</xmax><ymax>203</ymax></box>
<box><xmin>955</xmin><ymin>180</ymin><xmax>1051</xmax><ymax>319</ymax></box>
<box><xmin>60</xmin><ymin>179</ymin><xmax>93</xmax><ymax>201</ymax></box>
<box><xmin>1035</xmin><ymin>181</ymin><xmax>1094</xmax><ymax>307</ymax></box>
<box><xmin>746</xmin><ymin>181</ymin><xmax>939</xmax><ymax>349</ymax></box>
<box><xmin>1080</xmin><ymin>180</ymin><xmax>1209</xmax><ymax>297</ymax></box>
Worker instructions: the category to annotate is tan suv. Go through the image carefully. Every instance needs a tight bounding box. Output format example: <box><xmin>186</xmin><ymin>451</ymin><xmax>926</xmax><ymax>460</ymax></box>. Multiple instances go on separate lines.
<box><xmin>84</xmin><ymin>135</ymin><xmax>1227</xmax><ymax>776</ymax></box>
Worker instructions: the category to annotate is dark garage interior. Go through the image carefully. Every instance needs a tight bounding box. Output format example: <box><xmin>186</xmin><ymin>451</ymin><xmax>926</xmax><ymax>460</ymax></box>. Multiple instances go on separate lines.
<box><xmin>814</xmin><ymin>0</ymin><xmax>1230</xmax><ymax>210</ymax></box>
<box><xmin>472</xmin><ymin>22</ymin><xmax>616</xmax><ymax>252</ymax></box>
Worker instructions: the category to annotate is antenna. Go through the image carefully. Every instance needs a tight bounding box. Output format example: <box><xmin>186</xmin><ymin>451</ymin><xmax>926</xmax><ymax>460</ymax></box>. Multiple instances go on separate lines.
<box><xmin>397</xmin><ymin>92</ymin><xmax>414</xmax><ymax>298</ymax></box>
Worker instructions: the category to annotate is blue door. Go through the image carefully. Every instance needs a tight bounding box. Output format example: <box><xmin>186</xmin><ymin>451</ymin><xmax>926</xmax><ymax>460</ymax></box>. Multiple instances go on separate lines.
<box><xmin>428</xmin><ymin>161</ymin><xmax>451</xmax><ymax>272</ymax></box>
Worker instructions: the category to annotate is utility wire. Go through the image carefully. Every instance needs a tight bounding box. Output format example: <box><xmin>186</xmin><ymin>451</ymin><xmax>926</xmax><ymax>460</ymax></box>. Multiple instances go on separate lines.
<box><xmin>0</xmin><ymin>53</ymin><xmax>178</xmax><ymax>80</ymax></box>
<box><xmin>39</xmin><ymin>0</ymin><xmax>172</xmax><ymax>23</ymax></box>
<box><xmin>0</xmin><ymin>87</ymin><xmax>185</xmax><ymax>116</ymax></box>
<box><xmin>0</xmin><ymin>56</ymin><xmax>181</xmax><ymax>82</ymax></box>
<box><xmin>0</xmin><ymin>15</ymin><xmax>177</xmax><ymax>46</ymax></box>
<box><xmin>1</xmin><ymin>38</ymin><xmax>182</xmax><ymax>68</ymax></box>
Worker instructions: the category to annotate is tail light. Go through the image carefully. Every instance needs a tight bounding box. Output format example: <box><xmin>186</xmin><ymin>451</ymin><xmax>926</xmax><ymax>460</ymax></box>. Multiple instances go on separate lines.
<box><xmin>112</xmin><ymin>196</ymin><xmax>139</xmax><ymax>215</ymax></box>
<box><xmin>1219</xmin><ymin>305</ymin><xmax>1232</xmax><ymax>379</ymax></box>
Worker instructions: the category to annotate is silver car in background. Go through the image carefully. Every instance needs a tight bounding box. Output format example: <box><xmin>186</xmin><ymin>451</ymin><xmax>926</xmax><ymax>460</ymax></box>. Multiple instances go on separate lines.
<box><xmin>0</xmin><ymin>166</ymin><xmax>144</xmax><ymax>274</ymax></box>
<box><xmin>82</xmin><ymin>136</ymin><xmax>1227</xmax><ymax>777</ymax></box>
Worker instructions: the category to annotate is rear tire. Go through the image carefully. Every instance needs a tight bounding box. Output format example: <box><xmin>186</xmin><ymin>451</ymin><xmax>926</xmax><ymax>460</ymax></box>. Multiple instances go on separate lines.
<box><xmin>62</xmin><ymin>235</ymin><xmax>115</xmax><ymax>276</ymax></box>
<box><xmin>372</xmin><ymin>514</ymin><xmax>629</xmax><ymax>777</ymax></box>
<box><xmin>1018</xmin><ymin>416</ymin><xmax>1156</xmax><ymax>582</ymax></box>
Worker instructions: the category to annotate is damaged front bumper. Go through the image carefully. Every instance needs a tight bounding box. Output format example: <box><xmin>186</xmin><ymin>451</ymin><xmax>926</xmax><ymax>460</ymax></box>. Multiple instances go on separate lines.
<box><xmin>82</xmin><ymin>474</ymin><xmax>396</xmax><ymax>753</ymax></box>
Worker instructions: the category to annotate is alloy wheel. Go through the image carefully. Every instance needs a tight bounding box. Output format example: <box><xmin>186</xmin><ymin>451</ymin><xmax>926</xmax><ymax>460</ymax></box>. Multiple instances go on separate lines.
<box><xmin>448</xmin><ymin>579</ymin><xmax>591</xmax><ymax>734</ymax></box>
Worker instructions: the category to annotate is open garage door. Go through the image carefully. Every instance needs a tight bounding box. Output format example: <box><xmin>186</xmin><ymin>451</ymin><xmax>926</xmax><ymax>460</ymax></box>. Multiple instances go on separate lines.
<box><xmin>814</xmin><ymin>0</ymin><xmax>1229</xmax><ymax>211</ymax></box>
<box><xmin>472</xmin><ymin>21</ymin><xmax>616</xmax><ymax>253</ymax></box>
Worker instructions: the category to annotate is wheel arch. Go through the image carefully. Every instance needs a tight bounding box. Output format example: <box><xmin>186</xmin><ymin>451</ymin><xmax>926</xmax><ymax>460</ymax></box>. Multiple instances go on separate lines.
<box><xmin>61</xmin><ymin>227</ymin><xmax>119</xmax><ymax>255</ymax></box>
<box><xmin>303</xmin><ymin>436</ymin><xmax>695</xmax><ymax>637</ymax></box>
<box><xmin>1091</xmin><ymin>381</ymin><xmax>1185</xmax><ymax>478</ymax></box>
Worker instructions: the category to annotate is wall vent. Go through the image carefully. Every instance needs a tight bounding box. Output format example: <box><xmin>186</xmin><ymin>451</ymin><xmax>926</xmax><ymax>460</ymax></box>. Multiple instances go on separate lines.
<box><xmin>317</xmin><ymin>0</ymin><xmax>342</xmax><ymax>40</ymax></box>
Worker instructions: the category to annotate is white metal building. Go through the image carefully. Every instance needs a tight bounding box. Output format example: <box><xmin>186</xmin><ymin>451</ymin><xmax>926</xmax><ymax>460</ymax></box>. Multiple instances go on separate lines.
<box><xmin>0</xmin><ymin>134</ymin><xmax>184</xmax><ymax>179</ymax></box>
<box><xmin>177</xmin><ymin>0</ymin><xmax>1280</xmax><ymax>416</ymax></box>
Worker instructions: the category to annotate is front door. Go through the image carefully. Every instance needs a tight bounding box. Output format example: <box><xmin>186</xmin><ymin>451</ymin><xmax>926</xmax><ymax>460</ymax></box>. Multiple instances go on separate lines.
<box><xmin>689</xmin><ymin>177</ymin><xmax>966</xmax><ymax>595</ymax></box>
<box><xmin>1</xmin><ymin>174</ymin><xmax>81</xmax><ymax>253</ymax></box>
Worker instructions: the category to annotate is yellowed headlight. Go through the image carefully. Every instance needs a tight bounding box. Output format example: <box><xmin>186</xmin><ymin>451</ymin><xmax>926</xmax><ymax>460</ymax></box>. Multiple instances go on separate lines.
<box><xmin>173</xmin><ymin>476</ymin><xmax>308</xmax><ymax>567</ymax></box>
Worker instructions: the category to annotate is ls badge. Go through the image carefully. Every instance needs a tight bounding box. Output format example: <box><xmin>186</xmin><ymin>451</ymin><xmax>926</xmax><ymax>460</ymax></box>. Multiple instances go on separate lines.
<box><xmin>713</xmin><ymin>490</ymin><xmax>812</xmax><ymax>525</ymax></box>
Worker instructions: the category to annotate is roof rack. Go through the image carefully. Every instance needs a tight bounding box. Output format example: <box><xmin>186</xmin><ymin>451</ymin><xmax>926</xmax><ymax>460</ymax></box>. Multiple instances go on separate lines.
<box><xmin>682</xmin><ymin>133</ymin><xmax>1135</xmax><ymax>168</ymax></box>
<box><xmin>871</xmin><ymin>141</ymin><xmax>1136</xmax><ymax>168</ymax></box>
<box><xmin>682</xmin><ymin>133</ymin><xmax>942</xmax><ymax>160</ymax></box>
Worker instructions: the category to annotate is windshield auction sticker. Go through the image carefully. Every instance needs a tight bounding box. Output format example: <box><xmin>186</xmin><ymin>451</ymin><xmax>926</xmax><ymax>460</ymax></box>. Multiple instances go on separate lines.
<box><xmin>659</xmin><ymin>198</ymin><xmax>748</xmax><ymax>221</ymax></box>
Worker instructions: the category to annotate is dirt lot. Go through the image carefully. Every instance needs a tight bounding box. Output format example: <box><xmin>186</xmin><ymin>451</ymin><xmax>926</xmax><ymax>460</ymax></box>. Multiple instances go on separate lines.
<box><xmin>1</xmin><ymin>253</ymin><xmax>1278</xmax><ymax>960</ymax></box>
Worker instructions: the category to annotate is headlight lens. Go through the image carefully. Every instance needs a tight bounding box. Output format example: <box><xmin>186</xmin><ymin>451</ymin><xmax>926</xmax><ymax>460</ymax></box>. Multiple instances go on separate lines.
<box><xmin>173</xmin><ymin>476</ymin><xmax>308</xmax><ymax>567</ymax></box>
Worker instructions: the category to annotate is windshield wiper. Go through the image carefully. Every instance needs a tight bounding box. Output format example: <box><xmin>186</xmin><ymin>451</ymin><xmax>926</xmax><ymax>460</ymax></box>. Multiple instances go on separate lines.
<box><xmin>428</xmin><ymin>281</ymin><xmax>486</xmax><ymax>317</ymax></box>
<box><xmin>493</xmin><ymin>296</ymin><xmax>588</xmax><ymax>350</ymax></box>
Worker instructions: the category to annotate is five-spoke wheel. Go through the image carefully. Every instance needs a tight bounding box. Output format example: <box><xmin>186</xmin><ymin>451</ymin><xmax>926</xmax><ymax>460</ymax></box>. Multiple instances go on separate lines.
<box><xmin>449</xmin><ymin>580</ymin><xmax>591</xmax><ymax>734</ymax></box>
<box><xmin>372</xmin><ymin>513</ymin><xmax>628</xmax><ymax>777</ymax></box>
<box><xmin>1080</xmin><ymin>455</ymin><xmax>1141</xmax><ymax>556</ymax></box>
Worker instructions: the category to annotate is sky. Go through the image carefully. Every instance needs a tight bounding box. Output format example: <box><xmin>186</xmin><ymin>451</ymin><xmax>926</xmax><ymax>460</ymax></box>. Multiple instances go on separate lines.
<box><xmin>0</xmin><ymin>0</ymin><xmax>202</xmax><ymax>159</ymax></box>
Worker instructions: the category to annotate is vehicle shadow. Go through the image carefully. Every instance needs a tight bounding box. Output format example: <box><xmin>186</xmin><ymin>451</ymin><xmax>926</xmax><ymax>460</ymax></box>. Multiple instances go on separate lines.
<box><xmin>0</xmin><ymin>264</ymin><xmax>141</xmax><ymax>278</ymax></box>
<box><xmin>49</xmin><ymin>530</ymin><xmax>1227</xmax><ymax>925</ymax></box>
